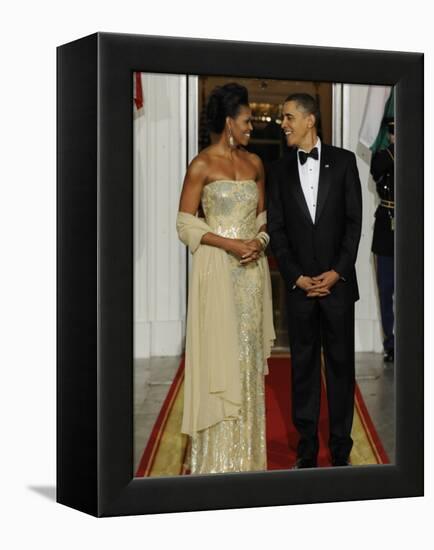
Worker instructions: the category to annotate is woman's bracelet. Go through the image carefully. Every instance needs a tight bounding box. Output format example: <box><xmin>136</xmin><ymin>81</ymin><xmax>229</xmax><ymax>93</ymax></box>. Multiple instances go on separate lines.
<box><xmin>255</xmin><ymin>231</ymin><xmax>270</xmax><ymax>250</ymax></box>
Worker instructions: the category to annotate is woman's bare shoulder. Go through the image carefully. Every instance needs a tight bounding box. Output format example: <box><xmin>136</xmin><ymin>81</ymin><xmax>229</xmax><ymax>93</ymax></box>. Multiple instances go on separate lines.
<box><xmin>187</xmin><ymin>151</ymin><xmax>212</xmax><ymax>176</ymax></box>
<box><xmin>187</xmin><ymin>147</ymin><xmax>223</xmax><ymax>182</ymax></box>
<box><xmin>247</xmin><ymin>150</ymin><xmax>264</xmax><ymax>169</ymax></box>
<box><xmin>238</xmin><ymin>148</ymin><xmax>264</xmax><ymax>179</ymax></box>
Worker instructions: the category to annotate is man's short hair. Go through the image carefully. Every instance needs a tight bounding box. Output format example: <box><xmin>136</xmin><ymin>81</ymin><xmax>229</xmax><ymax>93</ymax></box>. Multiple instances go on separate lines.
<box><xmin>285</xmin><ymin>93</ymin><xmax>320</xmax><ymax>128</ymax></box>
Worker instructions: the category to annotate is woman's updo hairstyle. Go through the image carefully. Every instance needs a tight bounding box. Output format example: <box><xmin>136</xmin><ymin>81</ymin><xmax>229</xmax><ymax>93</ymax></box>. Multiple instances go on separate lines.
<box><xmin>206</xmin><ymin>83</ymin><xmax>249</xmax><ymax>134</ymax></box>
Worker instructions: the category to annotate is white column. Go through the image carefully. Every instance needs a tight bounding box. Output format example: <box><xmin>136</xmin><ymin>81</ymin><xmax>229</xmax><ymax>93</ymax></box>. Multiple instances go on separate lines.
<box><xmin>186</xmin><ymin>76</ymin><xmax>199</xmax><ymax>278</ymax></box>
<box><xmin>342</xmin><ymin>84</ymin><xmax>383</xmax><ymax>352</ymax></box>
<box><xmin>332</xmin><ymin>83</ymin><xmax>343</xmax><ymax>148</ymax></box>
<box><xmin>134</xmin><ymin>73</ymin><xmax>188</xmax><ymax>358</ymax></box>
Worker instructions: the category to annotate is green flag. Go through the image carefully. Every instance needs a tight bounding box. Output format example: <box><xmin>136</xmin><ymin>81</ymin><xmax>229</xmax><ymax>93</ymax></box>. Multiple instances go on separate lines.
<box><xmin>370</xmin><ymin>89</ymin><xmax>394</xmax><ymax>153</ymax></box>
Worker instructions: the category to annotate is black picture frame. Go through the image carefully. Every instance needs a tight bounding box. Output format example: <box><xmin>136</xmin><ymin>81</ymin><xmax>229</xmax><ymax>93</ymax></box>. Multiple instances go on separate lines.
<box><xmin>57</xmin><ymin>32</ymin><xmax>424</xmax><ymax>517</ymax></box>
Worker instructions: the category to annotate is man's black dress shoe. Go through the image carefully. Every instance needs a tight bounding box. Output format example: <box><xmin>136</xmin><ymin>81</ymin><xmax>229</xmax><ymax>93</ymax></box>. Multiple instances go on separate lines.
<box><xmin>292</xmin><ymin>457</ymin><xmax>317</xmax><ymax>469</ymax></box>
<box><xmin>383</xmin><ymin>349</ymin><xmax>394</xmax><ymax>363</ymax></box>
<box><xmin>331</xmin><ymin>457</ymin><xmax>351</xmax><ymax>467</ymax></box>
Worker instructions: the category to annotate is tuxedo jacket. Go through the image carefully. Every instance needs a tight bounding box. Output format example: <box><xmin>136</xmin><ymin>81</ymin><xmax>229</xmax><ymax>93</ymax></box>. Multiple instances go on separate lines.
<box><xmin>267</xmin><ymin>144</ymin><xmax>363</xmax><ymax>305</ymax></box>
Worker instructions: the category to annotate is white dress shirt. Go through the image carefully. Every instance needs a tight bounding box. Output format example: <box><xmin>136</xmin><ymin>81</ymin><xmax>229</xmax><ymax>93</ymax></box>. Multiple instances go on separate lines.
<box><xmin>297</xmin><ymin>137</ymin><xmax>321</xmax><ymax>223</ymax></box>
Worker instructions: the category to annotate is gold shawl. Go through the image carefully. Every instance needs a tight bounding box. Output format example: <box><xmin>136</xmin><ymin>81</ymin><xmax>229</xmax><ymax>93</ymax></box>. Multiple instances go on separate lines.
<box><xmin>176</xmin><ymin>211</ymin><xmax>275</xmax><ymax>435</ymax></box>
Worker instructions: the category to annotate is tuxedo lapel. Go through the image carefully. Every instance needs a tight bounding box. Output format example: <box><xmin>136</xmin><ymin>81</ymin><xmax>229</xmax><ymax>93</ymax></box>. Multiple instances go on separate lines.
<box><xmin>314</xmin><ymin>145</ymin><xmax>333</xmax><ymax>224</ymax></box>
<box><xmin>284</xmin><ymin>151</ymin><xmax>313</xmax><ymax>225</ymax></box>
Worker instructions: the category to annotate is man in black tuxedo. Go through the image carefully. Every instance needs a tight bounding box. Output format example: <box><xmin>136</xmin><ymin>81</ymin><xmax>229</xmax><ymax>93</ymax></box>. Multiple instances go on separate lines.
<box><xmin>267</xmin><ymin>93</ymin><xmax>362</xmax><ymax>468</ymax></box>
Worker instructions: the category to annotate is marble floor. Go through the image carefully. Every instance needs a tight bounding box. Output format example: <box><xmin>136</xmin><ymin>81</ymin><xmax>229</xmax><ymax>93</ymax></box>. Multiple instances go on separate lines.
<box><xmin>134</xmin><ymin>356</ymin><xmax>180</xmax><ymax>472</ymax></box>
<box><xmin>133</xmin><ymin>352</ymin><xmax>395</xmax><ymax>474</ymax></box>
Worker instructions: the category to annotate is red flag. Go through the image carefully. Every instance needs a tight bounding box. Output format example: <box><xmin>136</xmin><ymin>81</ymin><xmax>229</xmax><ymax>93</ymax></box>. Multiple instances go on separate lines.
<box><xmin>134</xmin><ymin>72</ymin><xmax>144</xmax><ymax>110</ymax></box>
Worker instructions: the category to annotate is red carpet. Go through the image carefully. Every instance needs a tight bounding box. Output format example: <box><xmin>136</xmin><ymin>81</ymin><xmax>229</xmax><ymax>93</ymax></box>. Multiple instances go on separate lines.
<box><xmin>136</xmin><ymin>355</ymin><xmax>389</xmax><ymax>476</ymax></box>
<box><xmin>265</xmin><ymin>355</ymin><xmax>388</xmax><ymax>468</ymax></box>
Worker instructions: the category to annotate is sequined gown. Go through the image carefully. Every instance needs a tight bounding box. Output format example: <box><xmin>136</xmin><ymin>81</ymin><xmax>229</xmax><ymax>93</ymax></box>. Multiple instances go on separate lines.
<box><xmin>188</xmin><ymin>179</ymin><xmax>267</xmax><ymax>474</ymax></box>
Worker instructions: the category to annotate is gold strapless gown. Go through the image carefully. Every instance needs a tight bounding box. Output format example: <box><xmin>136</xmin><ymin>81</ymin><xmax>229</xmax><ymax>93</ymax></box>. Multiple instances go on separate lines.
<box><xmin>188</xmin><ymin>180</ymin><xmax>267</xmax><ymax>474</ymax></box>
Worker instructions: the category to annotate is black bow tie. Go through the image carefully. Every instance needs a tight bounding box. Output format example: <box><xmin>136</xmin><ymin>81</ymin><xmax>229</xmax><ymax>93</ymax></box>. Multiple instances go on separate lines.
<box><xmin>298</xmin><ymin>147</ymin><xmax>319</xmax><ymax>165</ymax></box>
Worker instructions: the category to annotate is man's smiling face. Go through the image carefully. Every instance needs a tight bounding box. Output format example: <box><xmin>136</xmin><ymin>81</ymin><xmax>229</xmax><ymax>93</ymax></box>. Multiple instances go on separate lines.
<box><xmin>281</xmin><ymin>100</ymin><xmax>315</xmax><ymax>149</ymax></box>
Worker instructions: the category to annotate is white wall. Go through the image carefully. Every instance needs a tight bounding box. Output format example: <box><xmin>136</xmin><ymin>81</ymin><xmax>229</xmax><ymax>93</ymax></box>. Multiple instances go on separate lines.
<box><xmin>343</xmin><ymin>84</ymin><xmax>383</xmax><ymax>352</ymax></box>
<box><xmin>134</xmin><ymin>73</ymin><xmax>187</xmax><ymax>358</ymax></box>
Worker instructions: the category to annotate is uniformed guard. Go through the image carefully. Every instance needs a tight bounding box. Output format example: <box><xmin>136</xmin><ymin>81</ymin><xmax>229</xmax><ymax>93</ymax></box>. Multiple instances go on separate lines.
<box><xmin>370</xmin><ymin>117</ymin><xmax>394</xmax><ymax>363</ymax></box>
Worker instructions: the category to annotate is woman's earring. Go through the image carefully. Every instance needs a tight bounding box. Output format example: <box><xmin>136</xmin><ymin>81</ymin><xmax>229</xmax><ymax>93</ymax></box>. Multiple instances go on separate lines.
<box><xmin>228</xmin><ymin>128</ymin><xmax>235</xmax><ymax>148</ymax></box>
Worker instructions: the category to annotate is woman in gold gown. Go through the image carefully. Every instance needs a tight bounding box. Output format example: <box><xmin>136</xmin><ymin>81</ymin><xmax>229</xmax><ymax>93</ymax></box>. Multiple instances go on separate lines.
<box><xmin>176</xmin><ymin>83</ymin><xmax>275</xmax><ymax>474</ymax></box>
